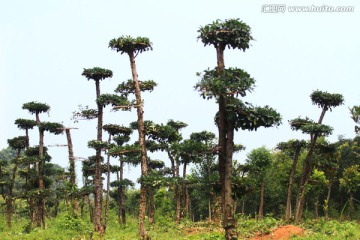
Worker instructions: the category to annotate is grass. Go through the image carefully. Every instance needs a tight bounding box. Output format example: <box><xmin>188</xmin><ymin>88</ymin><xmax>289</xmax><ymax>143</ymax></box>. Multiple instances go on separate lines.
<box><xmin>1</xmin><ymin>212</ymin><xmax>360</xmax><ymax>239</ymax></box>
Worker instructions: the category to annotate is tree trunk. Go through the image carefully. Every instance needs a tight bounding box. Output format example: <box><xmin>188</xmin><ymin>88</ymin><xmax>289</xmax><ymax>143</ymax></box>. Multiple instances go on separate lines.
<box><xmin>129</xmin><ymin>52</ymin><xmax>149</xmax><ymax>239</ymax></box>
<box><xmin>324</xmin><ymin>179</ymin><xmax>333</xmax><ymax>219</ymax></box>
<box><xmin>94</xmin><ymin>79</ymin><xmax>104</xmax><ymax>234</ymax></box>
<box><xmin>258</xmin><ymin>180</ymin><xmax>265</xmax><ymax>219</ymax></box>
<box><xmin>119</xmin><ymin>161</ymin><xmax>126</xmax><ymax>225</ymax></box>
<box><xmin>38</xmin><ymin>129</ymin><xmax>46</xmax><ymax>229</ymax></box>
<box><xmin>175</xmin><ymin>158</ymin><xmax>181</xmax><ymax>224</ymax></box>
<box><xmin>224</xmin><ymin>119</ymin><xmax>237</xmax><ymax>239</ymax></box>
<box><xmin>182</xmin><ymin>162</ymin><xmax>189</xmax><ymax>219</ymax></box>
<box><xmin>285</xmin><ymin>149</ymin><xmax>301</xmax><ymax>221</ymax></box>
<box><xmin>65</xmin><ymin>128</ymin><xmax>78</xmax><ymax>213</ymax></box>
<box><xmin>294</xmin><ymin>144</ymin><xmax>315</xmax><ymax>223</ymax></box>
<box><xmin>349</xmin><ymin>193</ymin><xmax>354</xmax><ymax>220</ymax></box>
<box><xmin>314</xmin><ymin>197</ymin><xmax>319</xmax><ymax>219</ymax></box>
<box><xmin>104</xmin><ymin>134</ymin><xmax>112</xmax><ymax>230</ymax></box>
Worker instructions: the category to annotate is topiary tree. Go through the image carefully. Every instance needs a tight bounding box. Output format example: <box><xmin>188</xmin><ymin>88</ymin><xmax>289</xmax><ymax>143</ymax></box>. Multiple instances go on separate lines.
<box><xmin>276</xmin><ymin>139</ymin><xmax>307</xmax><ymax>221</ymax></box>
<box><xmin>109</xmin><ymin>36</ymin><xmax>155</xmax><ymax>239</ymax></box>
<box><xmin>196</xmin><ymin>19</ymin><xmax>281</xmax><ymax>239</ymax></box>
<box><xmin>290</xmin><ymin>90</ymin><xmax>344</xmax><ymax>222</ymax></box>
<box><xmin>22</xmin><ymin>101</ymin><xmax>64</xmax><ymax>229</ymax></box>
<box><xmin>81</xmin><ymin>67</ymin><xmax>112</xmax><ymax>234</ymax></box>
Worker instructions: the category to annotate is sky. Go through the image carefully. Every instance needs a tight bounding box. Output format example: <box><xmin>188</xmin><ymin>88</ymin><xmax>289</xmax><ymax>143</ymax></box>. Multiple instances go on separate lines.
<box><xmin>1</xmin><ymin>0</ymin><xmax>359</xmax><ymax>186</ymax></box>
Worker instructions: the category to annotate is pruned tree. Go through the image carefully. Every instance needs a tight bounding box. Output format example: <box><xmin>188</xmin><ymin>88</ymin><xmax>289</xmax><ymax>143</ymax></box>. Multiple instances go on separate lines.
<box><xmin>22</xmin><ymin>101</ymin><xmax>64</xmax><ymax>229</ymax></box>
<box><xmin>196</xmin><ymin>18</ymin><xmax>281</xmax><ymax>239</ymax></box>
<box><xmin>109</xmin><ymin>35</ymin><xmax>155</xmax><ymax>240</ymax></box>
<box><xmin>81</xmin><ymin>67</ymin><xmax>112</xmax><ymax>234</ymax></box>
<box><xmin>290</xmin><ymin>90</ymin><xmax>344</xmax><ymax>222</ymax></box>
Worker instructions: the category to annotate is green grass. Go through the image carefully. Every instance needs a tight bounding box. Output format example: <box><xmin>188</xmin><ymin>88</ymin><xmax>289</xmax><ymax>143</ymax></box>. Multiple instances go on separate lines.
<box><xmin>1</xmin><ymin>212</ymin><xmax>360</xmax><ymax>239</ymax></box>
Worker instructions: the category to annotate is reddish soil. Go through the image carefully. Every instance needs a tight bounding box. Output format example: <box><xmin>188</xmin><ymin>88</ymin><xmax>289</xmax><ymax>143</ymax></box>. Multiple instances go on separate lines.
<box><xmin>250</xmin><ymin>225</ymin><xmax>304</xmax><ymax>240</ymax></box>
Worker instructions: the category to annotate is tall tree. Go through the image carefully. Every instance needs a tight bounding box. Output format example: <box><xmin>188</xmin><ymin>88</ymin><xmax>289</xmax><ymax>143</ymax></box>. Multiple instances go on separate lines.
<box><xmin>196</xmin><ymin>19</ymin><xmax>281</xmax><ymax>239</ymax></box>
<box><xmin>81</xmin><ymin>67</ymin><xmax>113</xmax><ymax>233</ymax></box>
<box><xmin>290</xmin><ymin>90</ymin><xmax>344</xmax><ymax>222</ymax></box>
<box><xmin>22</xmin><ymin>101</ymin><xmax>64</xmax><ymax>228</ymax></box>
<box><xmin>109</xmin><ymin>36</ymin><xmax>154</xmax><ymax>239</ymax></box>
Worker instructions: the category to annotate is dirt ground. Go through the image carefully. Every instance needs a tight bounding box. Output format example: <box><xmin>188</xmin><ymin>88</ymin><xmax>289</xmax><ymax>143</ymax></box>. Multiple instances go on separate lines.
<box><xmin>250</xmin><ymin>225</ymin><xmax>304</xmax><ymax>240</ymax></box>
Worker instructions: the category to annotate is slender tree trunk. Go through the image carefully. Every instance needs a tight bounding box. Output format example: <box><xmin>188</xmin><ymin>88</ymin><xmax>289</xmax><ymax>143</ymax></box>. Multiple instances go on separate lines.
<box><xmin>128</xmin><ymin>52</ymin><xmax>149</xmax><ymax>239</ymax></box>
<box><xmin>349</xmin><ymin>193</ymin><xmax>354</xmax><ymax>220</ymax></box>
<box><xmin>182</xmin><ymin>162</ymin><xmax>189</xmax><ymax>218</ymax></box>
<box><xmin>93</xmin><ymin>79</ymin><xmax>104</xmax><ymax>233</ymax></box>
<box><xmin>104</xmin><ymin>134</ymin><xmax>112</xmax><ymax>231</ymax></box>
<box><xmin>258</xmin><ymin>180</ymin><xmax>265</xmax><ymax>219</ymax></box>
<box><xmin>119</xmin><ymin>161</ymin><xmax>126</xmax><ymax>225</ymax></box>
<box><xmin>38</xmin><ymin>129</ymin><xmax>46</xmax><ymax>229</ymax></box>
<box><xmin>65</xmin><ymin>128</ymin><xmax>78</xmax><ymax>213</ymax></box>
<box><xmin>285</xmin><ymin>149</ymin><xmax>301</xmax><ymax>221</ymax></box>
<box><xmin>314</xmin><ymin>197</ymin><xmax>319</xmax><ymax>219</ymax></box>
<box><xmin>324</xmin><ymin>179</ymin><xmax>333</xmax><ymax>219</ymax></box>
<box><xmin>175</xmin><ymin>158</ymin><xmax>181</xmax><ymax>224</ymax></box>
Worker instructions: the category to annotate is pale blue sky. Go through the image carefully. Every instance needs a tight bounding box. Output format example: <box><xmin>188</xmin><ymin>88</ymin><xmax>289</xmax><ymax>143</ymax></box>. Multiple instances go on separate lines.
<box><xmin>1</xmin><ymin>0</ymin><xmax>359</xmax><ymax>185</ymax></box>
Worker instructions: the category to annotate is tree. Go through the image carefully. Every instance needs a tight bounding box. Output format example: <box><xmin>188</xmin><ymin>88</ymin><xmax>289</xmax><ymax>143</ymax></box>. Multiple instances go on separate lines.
<box><xmin>109</xmin><ymin>35</ymin><xmax>154</xmax><ymax>239</ymax></box>
<box><xmin>22</xmin><ymin>101</ymin><xmax>64</xmax><ymax>229</ymax></box>
<box><xmin>196</xmin><ymin>19</ymin><xmax>281</xmax><ymax>239</ymax></box>
<box><xmin>14</xmin><ymin>118</ymin><xmax>37</xmax><ymax>224</ymax></box>
<box><xmin>276</xmin><ymin>139</ymin><xmax>307</xmax><ymax>221</ymax></box>
<box><xmin>81</xmin><ymin>67</ymin><xmax>113</xmax><ymax>233</ymax></box>
<box><xmin>246</xmin><ymin>147</ymin><xmax>272</xmax><ymax>219</ymax></box>
<box><xmin>5</xmin><ymin>136</ymin><xmax>27</xmax><ymax>228</ymax></box>
<box><xmin>290</xmin><ymin>90</ymin><xmax>344</xmax><ymax>222</ymax></box>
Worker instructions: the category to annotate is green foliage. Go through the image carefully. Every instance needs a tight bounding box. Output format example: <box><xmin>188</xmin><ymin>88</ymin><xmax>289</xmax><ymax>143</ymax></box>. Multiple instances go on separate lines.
<box><xmin>238</xmin><ymin>216</ymin><xmax>279</xmax><ymax>238</ymax></box>
<box><xmin>340</xmin><ymin>165</ymin><xmax>360</xmax><ymax>194</ymax></box>
<box><xmin>96</xmin><ymin>93</ymin><xmax>131</xmax><ymax>109</ymax></box>
<box><xmin>112</xmin><ymin>134</ymin><xmax>131</xmax><ymax>146</ymax></box>
<box><xmin>25</xmin><ymin>146</ymin><xmax>51</xmax><ymax>161</ymax></box>
<box><xmin>110</xmin><ymin>178</ymin><xmax>134</xmax><ymax>188</ymax></box>
<box><xmin>224</xmin><ymin>98</ymin><xmax>282</xmax><ymax>131</ymax></box>
<box><xmin>198</xmin><ymin>18</ymin><xmax>253</xmax><ymax>50</ymax></box>
<box><xmin>289</xmin><ymin>117</ymin><xmax>333</xmax><ymax>136</ymax></box>
<box><xmin>7</xmin><ymin>136</ymin><xmax>27</xmax><ymax>150</ymax></box>
<box><xmin>22</xmin><ymin>101</ymin><xmax>50</xmax><ymax>115</ymax></box>
<box><xmin>246</xmin><ymin>147</ymin><xmax>272</xmax><ymax>179</ymax></box>
<box><xmin>302</xmin><ymin>219</ymin><xmax>360</xmax><ymax>239</ymax></box>
<box><xmin>109</xmin><ymin>36</ymin><xmax>153</xmax><ymax>55</ymax></box>
<box><xmin>87</xmin><ymin>140</ymin><xmax>109</xmax><ymax>150</ymax></box>
<box><xmin>81</xmin><ymin>67</ymin><xmax>113</xmax><ymax>81</ymax></box>
<box><xmin>103</xmin><ymin>124</ymin><xmax>133</xmax><ymax>136</ymax></box>
<box><xmin>310</xmin><ymin>90</ymin><xmax>344</xmax><ymax>110</ymax></box>
<box><xmin>115</xmin><ymin>79</ymin><xmax>158</xmax><ymax>97</ymax></box>
<box><xmin>39</xmin><ymin>122</ymin><xmax>64</xmax><ymax>135</ymax></box>
<box><xmin>72</xmin><ymin>105</ymin><xmax>98</xmax><ymax>122</ymax></box>
<box><xmin>350</xmin><ymin>105</ymin><xmax>360</xmax><ymax>134</ymax></box>
<box><xmin>109</xmin><ymin>144</ymin><xmax>141</xmax><ymax>156</ymax></box>
<box><xmin>195</xmin><ymin>67</ymin><xmax>255</xmax><ymax>99</ymax></box>
<box><xmin>14</xmin><ymin>119</ymin><xmax>37</xmax><ymax>130</ymax></box>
